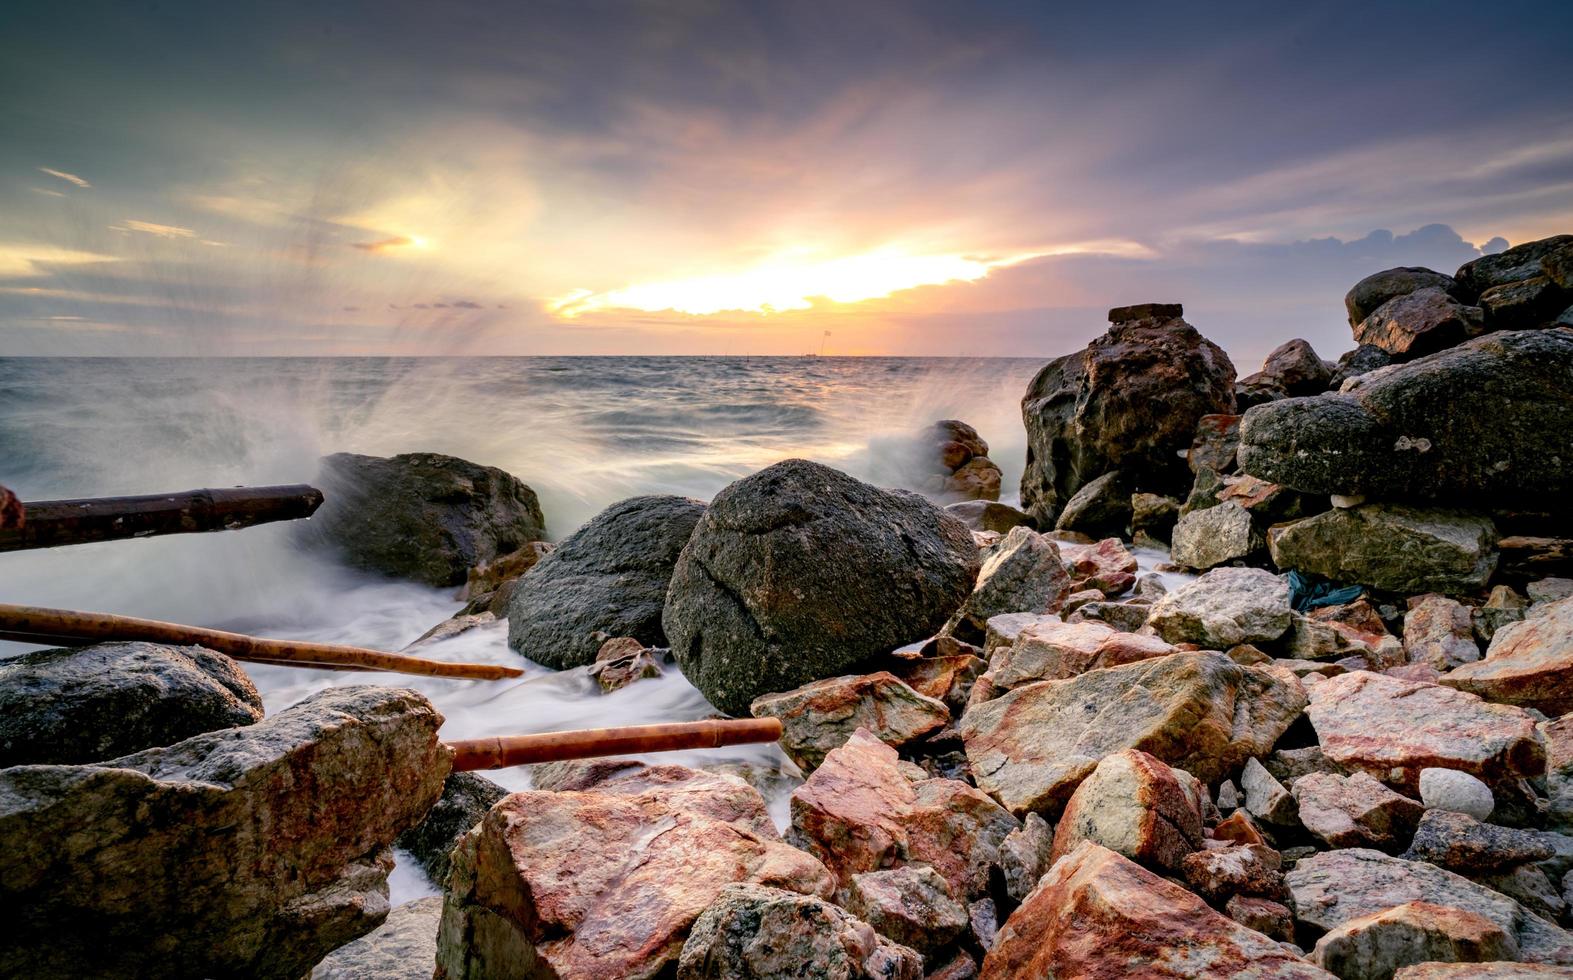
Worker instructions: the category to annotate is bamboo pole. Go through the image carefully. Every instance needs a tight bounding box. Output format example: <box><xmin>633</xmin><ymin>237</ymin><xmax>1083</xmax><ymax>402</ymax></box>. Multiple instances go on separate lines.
<box><xmin>0</xmin><ymin>604</ymin><xmax>523</xmax><ymax>681</ymax></box>
<box><xmin>0</xmin><ymin>485</ymin><xmax>324</xmax><ymax>552</ymax></box>
<box><xmin>447</xmin><ymin>718</ymin><xmax>784</xmax><ymax>771</ymax></box>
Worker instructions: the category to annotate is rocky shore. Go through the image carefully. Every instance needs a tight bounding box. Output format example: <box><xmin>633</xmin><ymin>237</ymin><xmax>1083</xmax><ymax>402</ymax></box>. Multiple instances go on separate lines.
<box><xmin>4</xmin><ymin>234</ymin><xmax>1573</xmax><ymax>978</ymax></box>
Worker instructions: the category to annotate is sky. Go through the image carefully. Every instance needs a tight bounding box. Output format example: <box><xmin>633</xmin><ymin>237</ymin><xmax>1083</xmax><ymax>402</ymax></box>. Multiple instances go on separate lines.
<box><xmin>2</xmin><ymin>0</ymin><xmax>1571</xmax><ymax>365</ymax></box>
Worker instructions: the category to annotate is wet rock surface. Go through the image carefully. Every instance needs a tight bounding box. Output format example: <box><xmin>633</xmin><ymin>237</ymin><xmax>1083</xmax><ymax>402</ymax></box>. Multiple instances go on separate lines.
<box><xmin>1269</xmin><ymin>505</ymin><xmax>1498</xmax><ymax>595</ymax></box>
<box><xmin>665</xmin><ymin>459</ymin><xmax>978</xmax><ymax>716</ymax></box>
<box><xmin>508</xmin><ymin>494</ymin><xmax>706</xmax><ymax>669</ymax></box>
<box><xmin>0</xmin><ymin>641</ymin><xmax>264</xmax><ymax>767</ymax></box>
<box><xmin>396</xmin><ymin>771</ymin><xmax>509</xmax><ymax>886</ymax></box>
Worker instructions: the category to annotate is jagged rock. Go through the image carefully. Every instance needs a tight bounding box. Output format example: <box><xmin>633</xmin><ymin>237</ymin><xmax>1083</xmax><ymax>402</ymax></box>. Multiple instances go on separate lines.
<box><xmin>944</xmin><ymin>499</ymin><xmax>1034</xmax><ymax>534</ymax></box>
<box><xmin>1020</xmin><ymin>307</ymin><xmax>1236</xmax><ymax>525</ymax></box>
<box><xmin>1053</xmin><ymin>470</ymin><xmax>1132</xmax><ymax>537</ymax></box>
<box><xmin>310</xmin><ymin>451</ymin><xmax>546</xmax><ymax>586</ymax></box>
<box><xmin>1354</xmin><ymin>287</ymin><xmax>1485</xmax><ymax>360</ymax></box>
<box><xmin>1214</xmin><ymin>810</ymin><xmax>1270</xmax><ymax>847</ymax></box>
<box><xmin>1456</xmin><ymin>236</ymin><xmax>1573</xmax><ymax>301</ymax></box>
<box><xmin>1346</xmin><ymin>267</ymin><xmax>1459</xmax><ymax>326</ymax></box>
<box><xmin>587</xmin><ymin>636</ymin><xmax>665</xmax><ymax>692</ymax></box>
<box><xmin>1131</xmin><ymin>491</ymin><xmax>1182</xmax><ymax>541</ymax></box>
<box><xmin>1404</xmin><ymin>809</ymin><xmax>1555</xmax><ymax>873</ymax></box>
<box><xmin>928</xmin><ymin>951</ymin><xmax>981</xmax><ymax>980</ymax></box>
<box><xmin>1293</xmin><ymin>771</ymin><xmax>1425</xmax><ymax>851</ymax></box>
<box><xmin>1527</xmin><ymin>579</ymin><xmax>1573</xmax><ymax>605</ymax></box>
<box><xmin>999</xmin><ymin>813</ymin><xmax>1055</xmax><ymax>903</ymax></box>
<box><xmin>1331</xmin><ymin>344</ymin><xmax>1395</xmax><ymax>387</ymax></box>
<box><xmin>1395</xmin><ymin>963</ymin><xmax>1573</xmax><ymax>978</ymax></box>
<box><xmin>751</xmin><ymin>672</ymin><xmax>949</xmax><ymax>773</ymax></box>
<box><xmin>1444</xmin><ymin>596</ymin><xmax>1573</xmax><ymax>716</ymax></box>
<box><xmin>1147</xmin><ymin>566</ymin><xmax>1293</xmax><ymax>648</ymax></box>
<box><xmin>1420</xmin><ymin>769</ymin><xmax>1496</xmax><ymax>822</ymax></box>
<box><xmin>1190</xmin><ymin>413</ymin><xmax>1243</xmax><ymax>474</ymax></box>
<box><xmin>676</xmin><ymin>883</ymin><xmax>923</xmax><ymax>979</ymax></box>
<box><xmin>1170</xmin><ymin>501</ymin><xmax>1261</xmax><ymax>570</ymax></box>
<box><xmin>1283</xmin><ymin>610</ymin><xmax>1404</xmax><ymax>666</ymax></box>
<box><xmin>2</xmin><ymin>687</ymin><xmax>449</xmax><ymax>980</ymax></box>
<box><xmin>1218</xmin><ymin>779</ymin><xmax>1243</xmax><ymax>811</ymax></box>
<box><xmin>1288</xmin><ymin>849</ymin><xmax>1573</xmax><ymax>964</ymax></box>
<box><xmin>947</xmin><ymin>457</ymin><xmax>1004</xmax><ymax>502</ymax></box>
<box><xmin>1059</xmin><ymin>536</ymin><xmax>1140</xmax><ymax>596</ymax></box>
<box><xmin>1248</xmin><ymin>339</ymin><xmax>1334</xmax><ymax>396</ymax></box>
<box><xmin>947</xmin><ymin>526</ymin><xmax>1072</xmax><ymax>642</ymax></box>
<box><xmin>883</xmin><ymin>653</ymin><xmax>984</xmax><ymax>714</ymax></box>
<box><xmin>1226</xmin><ymin>895</ymin><xmax>1296</xmax><ymax>942</ymax></box>
<box><xmin>1182</xmin><ymin>844</ymin><xmax>1289</xmax><ymax>905</ymax></box>
<box><xmin>1269</xmin><ymin>505</ymin><xmax>1498</xmax><ymax>595</ymax></box>
<box><xmin>1310</xmin><ymin>900</ymin><xmax>1519</xmax><ymax>979</ymax></box>
<box><xmin>789</xmin><ymin>729</ymin><xmax>1016</xmax><ymax>901</ymax></box>
<box><xmin>460</xmin><ymin>541</ymin><xmax>553</xmax><ymax>607</ymax></box>
<box><xmin>396</xmin><ymin>772</ymin><xmax>508</xmax><ymax>886</ymax></box>
<box><xmin>1479</xmin><ymin>866</ymin><xmax>1567</xmax><ymax>922</ymax></box>
<box><xmin>1305</xmin><ymin>671</ymin><xmax>1543</xmax><ymax>793</ymax></box>
<box><xmin>1049</xmin><ymin>749</ymin><xmax>1205</xmax><ymax>873</ymax></box>
<box><xmin>436</xmin><ymin>766</ymin><xmax>834</xmax><ymax>980</ymax></box>
<box><xmin>1405</xmin><ymin>595</ymin><xmax>1482</xmax><ymax>670</ymax></box>
<box><xmin>959</xmin><ymin>651</ymin><xmax>1305</xmax><ymax>817</ymax></box>
<box><xmin>844</xmin><ymin>864</ymin><xmax>969</xmax><ymax>955</ymax></box>
<box><xmin>0</xmin><ymin>641</ymin><xmax>263</xmax><ymax>767</ymax></box>
<box><xmin>1476</xmin><ymin>586</ymin><xmax>1529</xmax><ymax>644</ymax></box>
<box><xmin>1182</xmin><ymin>465</ymin><xmax>1229</xmax><ymax>515</ymax></box>
<box><xmin>981</xmin><ymin>842</ymin><xmax>1334</xmax><ymax>979</ymax></box>
<box><xmin>1481</xmin><ymin>276</ymin><xmax>1570</xmax><ymax>330</ymax></box>
<box><xmin>312</xmin><ymin>896</ymin><xmax>443</xmax><ymax>980</ymax></box>
<box><xmin>1243</xmin><ymin>757</ymin><xmax>1300</xmax><ymax>827</ymax></box>
<box><xmin>979</xmin><ymin>619</ymin><xmax>1174</xmax><ymax>695</ymax></box>
<box><xmin>665</xmin><ymin>460</ymin><xmax>979</xmax><ymax>716</ymax></box>
<box><xmin>1238</xmin><ymin>329</ymin><xmax>1573</xmax><ymax>509</ymax></box>
<box><xmin>1544</xmin><ymin>714</ymin><xmax>1573</xmax><ymax>830</ymax></box>
<box><xmin>1067</xmin><ymin>599</ymin><xmax>1153</xmax><ymax>633</ymax></box>
<box><xmin>508</xmin><ymin>494</ymin><xmax>705</xmax><ymax>669</ymax></box>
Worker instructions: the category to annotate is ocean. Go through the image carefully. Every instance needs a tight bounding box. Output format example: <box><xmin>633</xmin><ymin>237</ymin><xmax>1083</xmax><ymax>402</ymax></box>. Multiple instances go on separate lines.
<box><xmin>0</xmin><ymin>354</ymin><xmax>1054</xmax><ymax>899</ymax></box>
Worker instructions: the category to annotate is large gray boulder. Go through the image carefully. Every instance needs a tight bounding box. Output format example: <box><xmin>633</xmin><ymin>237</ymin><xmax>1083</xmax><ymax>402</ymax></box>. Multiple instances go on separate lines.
<box><xmin>311</xmin><ymin>452</ymin><xmax>546</xmax><ymax>586</ymax></box>
<box><xmin>311</xmin><ymin>896</ymin><xmax>442</xmax><ymax>980</ymax></box>
<box><xmin>1146</xmin><ymin>567</ymin><xmax>1293</xmax><ymax>649</ymax></box>
<box><xmin>0</xmin><ymin>641</ymin><xmax>264</xmax><ymax>767</ymax></box>
<box><xmin>1345</xmin><ymin>266</ymin><xmax>1459</xmax><ymax>326</ymax></box>
<box><xmin>1020</xmin><ymin>305</ymin><xmax>1236</xmax><ymax>525</ymax></box>
<box><xmin>664</xmin><ymin>460</ymin><xmax>979</xmax><ymax>716</ymax></box>
<box><xmin>1353</xmin><ymin>287</ymin><xmax>1484</xmax><ymax>360</ymax></box>
<box><xmin>0</xmin><ymin>686</ymin><xmax>449</xmax><ymax>980</ymax></box>
<box><xmin>1268</xmin><ymin>505</ymin><xmax>1497</xmax><ymax>594</ymax></box>
<box><xmin>1455</xmin><ymin>235</ymin><xmax>1573</xmax><ymax>301</ymax></box>
<box><xmin>507</xmin><ymin>495</ymin><xmax>705</xmax><ymax>669</ymax></box>
<box><xmin>1238</xmin><ymin>328</ymin><xmax>1573</xmax><ymax>509</ymax></box>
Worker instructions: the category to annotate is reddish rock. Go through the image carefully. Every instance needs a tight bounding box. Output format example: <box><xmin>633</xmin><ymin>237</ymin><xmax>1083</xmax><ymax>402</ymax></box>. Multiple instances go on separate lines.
<box><xmin>1405</xmin><ymin>595</ymin><xmax>1482</xmax><ymax>670</ymax></box>
<box><xmin>1050</xmin><ymin>749</ymin><xmax>1205</xmax><ymax>873</ymax></box>
<box><xmin>461</xmin><ymin>541</ymin><xmax>553</xmax><ymax>601</ymax></box>
<box><xmin>436</xmin><ymin>767</ymin><xmax>834</xmax><ymax>980</ymax></box>
<box><xmin>1181</xmin><ymin>843</ymin><xmax>1289</xmax><ymax>904</ymax></box>
<box><xmin>1189</xmin><ymin>413</ymin><xmax>1243</xmax><ymax>474</ymax></box>
<box><xmin>1310</xmin><ymin>901</ymin><xmax>1519</xmax><ymax>979</ymax></box>
<box><xmin>884</xmin><ymin>653</ymin><xmax>985</xmax><ymax>713</ymax></box>
<box><xmin>751</xmin><ymin>672</ymin><xmax>949</xmax><ymax>773</ymax></box>
<box><xmin>1543</xmin><ymin>713</ymin><xmax>1573</xmax><ymax>829</ymax></box>
<box><xmin>844</xmin><ymin>864</ymin><xmax>969</xmax><ymax>954</ymax></box>
<box><xmin>789</xmin><ymin>729</ymin><xmax>1017</xmax><ymax>901</ymax></box>
<box><xmin>588</xmin><ymin>636</ymin><xmax>665</xmax><ymax>692</ymax></box>
<box><xmin>1059</xmin><ymin>536</ymin><xmax>1140</xmax><ymax>596</ymax></box>
<box><xmin>1226</xmin><ymin>895</ymin><xmax>1296</xmax><ymax>942</ymax></box>
<box><xmin>960</xmin><ymin>652</ymin><xmax>1304</xmax><ymax>817</ymax></box>
<box><xmin>1354</xmin><ymin>286</ymin><xmax>1485</xmax><ymax>360</ymax></box>
<box><xmin>980</xmin><ymin>619</ymin><xmax>1174</xmax><ymax>695</ymax></box>
<box><xmin>1252</xmin><ymin>339</ymin><xmax>1334</xmax><ymax>397</ymax></box>
<box><xmin>1304</xmin><ymin>671</ymin><xmax>1543</xmax><ymax>793</ymax></box>
<box><xmin>1213</xmin><ymin>811</ymin><xmax>1269</xmax><ymax>846</ymax></box>
<box><xmin>1443</xmin><ymin>596</ymin><xmax>1573</xmax><ymax>716</ymax></box>
<box><xmin>981</xmin><ymin>842</ymin><xmax>1334</xmax><ymax>978</ymax></box>
<box><xmin>1394</xmin><ymin>964</ymin><xmax>1573</xmax><ymax>978</ymax></box>
<box><xmin>1292</xmin><ymin>771</ymin><xmax>1425</xmax><ymax>852</ymax></box>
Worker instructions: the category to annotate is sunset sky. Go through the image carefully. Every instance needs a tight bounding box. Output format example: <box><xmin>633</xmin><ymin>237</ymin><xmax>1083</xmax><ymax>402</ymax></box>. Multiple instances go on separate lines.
<box><xmin>2</xmin><ymin>1</ymin><xmax>1570</xmax><ymax>364</ymax></box>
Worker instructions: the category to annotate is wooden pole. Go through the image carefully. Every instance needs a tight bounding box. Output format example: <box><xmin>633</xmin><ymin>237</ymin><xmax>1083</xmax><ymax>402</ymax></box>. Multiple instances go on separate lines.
<box><xmin>447</xmin><ymin>718</ymin><xmax>784</xmax><ymax>771</ymax></box>
<box><xmin>0</xmin><ymin>485</ymin><xmax>324</xmax><ymax>552</ymax></box>
<box><xmin>0</xmin><ymin>604</ymin><xmax>523</xmax><ymax>681</ymax></box>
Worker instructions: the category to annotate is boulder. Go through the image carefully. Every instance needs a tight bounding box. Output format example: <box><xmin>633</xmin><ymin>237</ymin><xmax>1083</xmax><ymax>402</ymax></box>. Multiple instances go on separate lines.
<box><xmin>1</xmin><ymin>687</ymin><xmax>449</xmax><ymax>980</ymax></box>
<box><xmin>664</xmin><ymin>460</ymin><xmax>979</xmax><ymax>716</ymax></box>
<box><xmin>1020</xmin><ymin>306</ymin><xmax>1236</xmax><ymax>525</ymax></box>
<box><xmin>1394</xmin><ymin>964</ymin><xmax>1573</xmax><ymax>978</ymax></box>
<box><xmin>844</xmin><ymin>864</ymin><xmax>969</xmax><ymax>955</ymax></box>
<box><xmin>1242</xmin><ymin>756</ymin><xmax>1300</xmax><ymax>827</ymax></box>
<box><xmin>999</xmin><ymin>812</ymin><xmax>1055</xmax><ymax>903</ymax></box>
<box><xmin>1331</xmin><ymin>344</ymin><xmax>1395</xmax><ymax>388</ymax></box>
<box><xmin>883</xmin><ymin>651</ymin><xmax>984</xmax><ymax>714</ymax></box>
<box><xmin>1293</xmin><ymin>771</ymin><xmax>1425</xmax><ymax>851</ymax></box>
<box><xmin>1170</xmin><ymin>501</ymin><xmax>1261</xmax><ymax>570</ymax></box>
<box><xmin>1237</xmin><ymin>329</ymin><xmax>1573</xmax><ymax>509</ymax></box>
<box><xmin>980</xmin><ymin>619</ymin><xmax>1174</xmax><ymax>694</ymax></box>
<box><xmin>751</xmin><ymin>672</ymin><xmax>949</xmax><ymax>773</ymax></box>
<box><xmin>312</xmin><ymin>895</ymin><xmax>443</xmax><ymax>980</ymax></box>
<box><xmin>944</xmin><ymin>499</ymin><xmax>1033</xmax><ymax>534</ymax></box>
<box><xmin>0</xmin><ymin>641</ymin><xmax>263</xmax><ymax>767</ymax></box>
<box><xmin>1289</xmin><ymin>848</ymin><xmax>1573</xmax><ymax>964</ymax></box>
<box><xmin>947</xmin><ymin>457</ymin><xmax>1004</xmax><ymax>502</ymax></box>
<box><xmin>311</xmin><ymin>451</ymin><xmax>546</xmax><ymax>586</ymax></box>
<box><xmin>1405</xmin><ymin>595</ymin><xmax>1482</xmax><ymax>671</ymax></box>
<box><xmin>981</xmin><ymin>842</ymin><xmax>1335</xmax><ymax>979</ymax></box>
<box><xmin>676</xmin><ymin>883</ymin><xmax>923</xmax><ymax>980</ymax></box>
<box><xmin>587</xmin><ymin>636</ymin><xmax>666</xmax><ymax>692</ymax></box>
<box><xmin>1346</xmin><ymin>267</ymin><xmax>1460</xmax><ymax>326</ymax></box>
<box><xmin>1420</xmin><ymin>768</ymin><xmax>1496</xmax><ymax>822</ymax></box>
<box><xmin>1481</xmin><ymin>276</ymin><xmax>1570</xmax><ymax>331</ymax></box>
<box><xmin>788</xmin><ymin>729</ymin><xmax>1017</xmax><ymax>901</ymax></box>
<box><xmin>1189</xmin><ymin>413</ymin><xmax>1243</xmax><ymax>474</ymax></box>
<box><xmin>1305</xmin><ymin>671</ymin><xmax>1543</xmax><ymax>793</ymax></box>
<box><xmin>1226</xmin><ymin>895</ymin><xmax>1296</xmax><ymax>942</ymax></box>
<box><xmin>1403</xmin><ymin>809</ymin><xmax>1555</xmax><ymax>874</ymax></box>
<box><xmin>1269</xmin><ymin>505</ymin><xmax>1498</xmax><ymax>595</ymax></box>
<box><xmin>1455</xmin><ymin>236</ymin><xmax>1573</xmax><ymax>301</ymax></box>
<box><xmin>1443</xmin><ymin>596</ymin><xmax>1573</xmax><ymax>715</ymax></box>
<box><xmin>1049</xmin><ymin>749</ymin><xmax>1205</xmax><ymax>873</ymax></box>
<box><xmin>1146</xmin><ymin>566</ymin><xmax>1293</xmax><ymax>648</ymax></box>
<box><xmin>508</xmin><ymin>494</ymin><xmax>705</xmax><ymax>669</ymax></box>
<box><xmin>1310</xmin><ymin>901</ymin><xmax>1519</xmax><ymax>979</ymax></box>
<box><xmin>1053</xmin><ymin>470</ymin><xmax>1132</xmax><ymax>537</ymax></box>
<box><xmin>460</xmin><ymin>541</ymin><xmax>553</xmax><ymax>607</ymax></box>
<box><xmin>959</xmin><ymin>651</ymin><xmax>1305</xmax><ymax>817</ymax></box>
<box><xmin>396</xmin><ymin>771</ymin><xmax>509</xmax><ymax>885</ymax></box>
<box><xmin>1059</xmin><ymin>536</ymin><xmax>1140</xmax><ymax>596</ymax></box>
<box><xmin>1249</xmin><ymin>339</ymin><xmax>1334</xmax><ymax>396</ymax></box>
<box><xmin>1476</xmin><ymin>586</ymin><xmax>1529</xmax><ymax>645</ymax></box>
<box><xmin>1353</xmin><ymin>287</ymin><xmax>1484</xmax><ymax>360</ymax></box>
<box><xmin>947</xmin><ymin>526</ymin><xmax>1072</xmax><ymax>642</ymax></box>
<box><xmin>1544</xmin><ymin>714</ymin><xmax>1573</xmax><ymax>830</ymax></box>
<box><xmin>1131</xmin><ymin>491</ymin><xmax>1182</xmax><ymax>542</ymax></box>
<box><xmin>435</xmin><ymin>766</ymin><xmax>834</xmax><ymax>980</ymax></box>
<box><xmin>1181</xmin><ymin>843</ymin><xmax>1290</xmax><ymax>905</ymax></box>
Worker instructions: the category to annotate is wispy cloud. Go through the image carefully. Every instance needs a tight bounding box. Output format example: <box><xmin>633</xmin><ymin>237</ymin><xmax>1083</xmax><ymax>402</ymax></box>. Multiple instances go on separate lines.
<box><xmin>0</xmin><ymin>244</ymin><xmax>120</xmax><ymax>278</ymax></box>
<box><xmin>351</xmin><ymin>235</ymin><xmax>422</xmax><ymax>253</ymax></box>
<box><xmin>110</xmin><ymin>219</ymin><xmax>199</xmax><ymax>239</ymax></box>
<box><xmin>37</xmin><ymin>167</ymin><xmax>92</xmax><ymax>189</ymax></box>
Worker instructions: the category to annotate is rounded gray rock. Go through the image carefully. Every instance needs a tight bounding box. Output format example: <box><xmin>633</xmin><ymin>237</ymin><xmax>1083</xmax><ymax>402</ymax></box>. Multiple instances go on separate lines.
<box><xmin>1418</xmin><ymin>768</ymin><xmax>1495</xmax><ymax>821</ymax></box>
<box><xmin>664</xmin><ymin>459</ymin><xmax>979</xmax><ymax>716</ymax></box>
<box><xmin>508</xmin><ymin>494</ymin><xmax>706</xmax><ymax>669</ymax></box>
